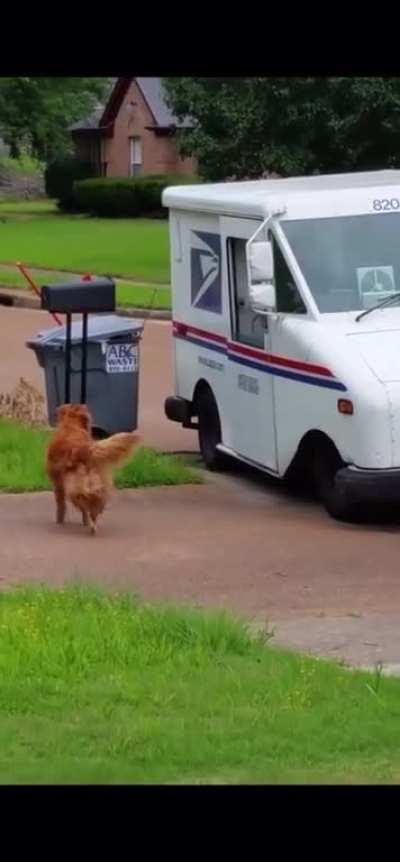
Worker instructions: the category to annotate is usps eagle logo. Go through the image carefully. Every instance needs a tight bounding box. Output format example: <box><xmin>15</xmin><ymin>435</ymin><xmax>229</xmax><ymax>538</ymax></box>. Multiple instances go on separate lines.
<box><xmin>190</xmin><ymin>231</ymin><xmax>222</xmax><ymax>314</ymax></box>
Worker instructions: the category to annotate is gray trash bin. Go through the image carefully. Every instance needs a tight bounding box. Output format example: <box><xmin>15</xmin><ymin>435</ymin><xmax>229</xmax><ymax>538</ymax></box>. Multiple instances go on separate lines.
<box><xmin>27</xmin><ymin>314</ymin><xmax>143</xmax><ymax>434</ymax></box>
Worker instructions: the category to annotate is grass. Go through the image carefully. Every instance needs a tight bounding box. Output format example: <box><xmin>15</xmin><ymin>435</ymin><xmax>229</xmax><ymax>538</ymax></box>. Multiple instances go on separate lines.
<box><xmin>0</xmin><ymin>267</ymin><xmax>171</xmax><ymax>310</ymax></box>
<box><xmin>0</xmin><ymin>583</ymin><xmax>400</xmax><ymax>784</ymax></box>
<box><xmin>0</xmin><ymin>200</ymin><xmax>57</xmax><ymax>215</ymax></box>
<box><xmin>115</xmin><ymin>284</ymin><xmax>170</xmax><ymax>310</ymax></box>
<box><xmin>0</xmin><ymin>419</ymin><xmax>200</xmax><ymax>493</ymax></box>
<box><xmin>0</xmin><ymin>210</ymin><xmax>170</xmax><ymax>282</ymax></box>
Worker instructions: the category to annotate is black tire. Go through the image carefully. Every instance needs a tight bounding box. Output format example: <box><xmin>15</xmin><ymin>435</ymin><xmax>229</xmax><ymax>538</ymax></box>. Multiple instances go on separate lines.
<box><xmin>196</xmin><ymin>387</ymin><xmax>225</xmax><ymax>470</ymax></box>
<box><xmin>313</xmin><ymin>442</ymin><xmax>357</xmax><ymax>521</ymax></box>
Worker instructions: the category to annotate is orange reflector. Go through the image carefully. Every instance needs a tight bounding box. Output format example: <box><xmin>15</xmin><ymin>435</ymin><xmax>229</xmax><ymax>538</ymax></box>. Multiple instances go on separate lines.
<box><xmin>338</xmin><ymin>399</ymin><xmax>354</xmax><ymax>415</ymax></box>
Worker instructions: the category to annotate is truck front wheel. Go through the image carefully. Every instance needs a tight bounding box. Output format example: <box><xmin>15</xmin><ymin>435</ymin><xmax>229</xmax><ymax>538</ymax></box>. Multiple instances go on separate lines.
<box><xmin>196</xmin><ymin>387</ymin><xmax>225</xmax><ymax>470</ymax></box>
<box><xmin>313</xmin><ymin>442</ymin><xmax>357</xmax><ymax>521</ymax></box>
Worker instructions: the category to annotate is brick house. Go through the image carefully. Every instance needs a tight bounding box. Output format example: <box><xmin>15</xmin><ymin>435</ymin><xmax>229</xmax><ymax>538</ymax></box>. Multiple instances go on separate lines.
<box><xmin>71</xmin><ymin>78</ymin><xmax>196</xmax><ymax>178</ymax></box>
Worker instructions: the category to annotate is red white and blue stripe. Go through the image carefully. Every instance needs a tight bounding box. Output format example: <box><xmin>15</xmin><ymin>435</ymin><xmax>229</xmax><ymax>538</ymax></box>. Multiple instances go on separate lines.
<box><xmin>172</xmin><ymin>321</ymin><xmax>347</xmax><ymax>392</ymax></box>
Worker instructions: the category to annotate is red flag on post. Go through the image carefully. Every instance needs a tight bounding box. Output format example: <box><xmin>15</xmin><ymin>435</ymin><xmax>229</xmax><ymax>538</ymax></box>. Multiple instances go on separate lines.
<box><xmin>16</xmin><ymin>262</ymin><xmax>63</xmax><ymax>326</ymax></box>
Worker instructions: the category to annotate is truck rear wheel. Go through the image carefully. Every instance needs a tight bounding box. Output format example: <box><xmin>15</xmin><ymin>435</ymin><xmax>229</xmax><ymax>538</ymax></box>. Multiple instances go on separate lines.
<box><xmin>313</xmin><ymin>442</ymin><xmax>357</xmax><ymax>521</ymax></box>
<box><xmin>196</xmin><ymin>387</ymin><xmax>225</xmax><ymax>471</ymax></box>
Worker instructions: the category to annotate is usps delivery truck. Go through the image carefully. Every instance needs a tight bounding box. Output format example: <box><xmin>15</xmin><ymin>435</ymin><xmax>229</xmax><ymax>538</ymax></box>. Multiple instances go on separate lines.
<box><xmin>162</xmin><ymin>170</ymin><xmax>400</xmax><ymax>520</ymax></box>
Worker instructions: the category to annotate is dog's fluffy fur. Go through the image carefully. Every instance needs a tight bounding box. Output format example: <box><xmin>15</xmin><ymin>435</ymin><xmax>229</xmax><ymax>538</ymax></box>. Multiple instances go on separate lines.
<box><xmin>46</xmin><ymin>404</ymin><xmax>140</xmax><ymax>535</ymax></box>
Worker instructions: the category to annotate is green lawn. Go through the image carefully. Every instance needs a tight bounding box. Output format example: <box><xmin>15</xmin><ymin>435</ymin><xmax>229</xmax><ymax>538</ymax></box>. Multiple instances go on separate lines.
<box><xmin>0</xmin><ymin>210</ymin><xmax>170</xmax><ymax>282</ymax></box>
<box><xmin>115</xmin><ymin>283</ymin><xmax>170</xmax><ymax>310</ymax></box>
<box><xmin>0</xmin><ymin>583</ymin><xmax>399</xmax><ymax>784</ymax></box>
<box><xmin>0</xmin><ymin>200</ymin><xmax>58</xmax><ymax>215</ymax></box>
<box><xmin>0</xmin><ymin>420</ymin><xmax>199</xmax><ymax>493</ymax></box>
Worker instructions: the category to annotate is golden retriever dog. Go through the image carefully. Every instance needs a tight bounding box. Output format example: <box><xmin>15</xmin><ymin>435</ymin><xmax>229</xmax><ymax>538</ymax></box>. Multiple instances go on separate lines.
<box><xmin>46</xmin><ymin>404</ymin><xmax>140</xmax><ymax>535</ymax></box>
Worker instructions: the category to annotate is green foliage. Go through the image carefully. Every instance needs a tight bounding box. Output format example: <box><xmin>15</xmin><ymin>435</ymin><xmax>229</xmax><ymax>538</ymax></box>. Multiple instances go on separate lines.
<box><xmin>0</xmin><ymin>77</ymin><xmax>110</xmax><ymax>162</ymax></box>
<box><xmin>74</xmin><ymin>173</ymin><xmax>201</xmax><ymax>218</ymax></box>
<box><xmin>44</xmin><ymin>157</ymin><xmax>96</xmax><ymax>211</ymax></box>
<box><xmin>162</xmin><ymin>77</ymin><xmax>400</xmax><ymax>180</ymax></box>
<box><xmin>74</xmin><ymin>177</ymin><xmax>142</xmax><ymax>217</ymax></box>
<box><xmin>0</xmin><ymin>154</ymin><xmax>43</xmax><ymax>175</ymax></box>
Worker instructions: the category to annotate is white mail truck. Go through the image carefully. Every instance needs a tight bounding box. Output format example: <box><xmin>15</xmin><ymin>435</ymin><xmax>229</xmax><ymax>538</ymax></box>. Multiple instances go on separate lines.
<box><xmin>163</xmin><ymin>171</ymin><xmax>400</xmax><ymax>520</ymax></box>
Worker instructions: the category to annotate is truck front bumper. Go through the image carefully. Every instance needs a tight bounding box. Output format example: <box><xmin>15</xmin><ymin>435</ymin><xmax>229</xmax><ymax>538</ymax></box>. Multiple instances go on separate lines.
<box><xmin>164</xmin><ymin>396</ymin><xmax>198</xmax><ymax>429</ymax></box>
<box><xmin>336</xmin><ymin>465</ymin><xmax>400</xmax><ymax>505</ymax></box>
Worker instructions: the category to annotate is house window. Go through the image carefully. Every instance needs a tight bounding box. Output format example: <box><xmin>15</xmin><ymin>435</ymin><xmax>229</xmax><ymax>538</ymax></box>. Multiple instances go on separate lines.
<box><xmin>129</xmin><ymin>137</ymin><xmax>142</xmax><ymax>176</ymax></box>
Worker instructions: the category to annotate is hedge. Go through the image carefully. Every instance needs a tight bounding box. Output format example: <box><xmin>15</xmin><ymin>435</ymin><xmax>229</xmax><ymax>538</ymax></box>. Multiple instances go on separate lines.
<box><xmin>45</xmin><ymin>157</ymin><xmax>96</xmax><ymax>212</ymax></box>
<box><xmin>73</xmin><ymin>173</ymin><xmax>201</xmax><ymax>218</ymax></box>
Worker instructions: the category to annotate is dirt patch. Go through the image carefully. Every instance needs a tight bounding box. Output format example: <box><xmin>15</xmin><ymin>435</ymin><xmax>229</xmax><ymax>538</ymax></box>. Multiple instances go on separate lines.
<box><xmin>0</xmin><ymin>378</ymin><xmax>47</xmax><ymax>427</ymax></box>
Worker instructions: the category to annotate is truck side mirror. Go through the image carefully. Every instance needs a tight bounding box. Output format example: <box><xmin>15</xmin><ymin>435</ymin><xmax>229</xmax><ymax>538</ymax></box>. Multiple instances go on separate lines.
<box><xmin>248</xmin><ymin>240</ymin><xmax>274</xmax><ymax>283</ymax></box>
<box><xmin>247</xmin><ymin>240</ymin><xmax>276</xmax><ymax>312</ymax></box>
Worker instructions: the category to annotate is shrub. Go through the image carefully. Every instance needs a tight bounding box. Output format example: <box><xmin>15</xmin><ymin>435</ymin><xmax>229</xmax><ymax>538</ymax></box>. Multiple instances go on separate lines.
<box><xmin>73</xmin><ymin>173</ymin><xmax>201</xmax><ymax>218</ymax></box>
<box><xmin>73</xmin><ymin>177</ymin><xmax>141</xmax><ymax>217</ymax></box>
<box><xmin>45</xmin><ymin>157</ymin><xmax>96</xmax><ymax>212</ymax></box>
<box><xmin>0</xmin><ymin>154</ymin><xmax>43</xmax><ymax>175</ymax></box>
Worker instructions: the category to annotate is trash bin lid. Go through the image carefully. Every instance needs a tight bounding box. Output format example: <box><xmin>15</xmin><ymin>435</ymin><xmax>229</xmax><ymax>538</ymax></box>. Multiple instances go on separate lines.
<box><xmin>31</xmin><ymin>314</ymin><xmax>143</xmax><ymax>345</ymax></box>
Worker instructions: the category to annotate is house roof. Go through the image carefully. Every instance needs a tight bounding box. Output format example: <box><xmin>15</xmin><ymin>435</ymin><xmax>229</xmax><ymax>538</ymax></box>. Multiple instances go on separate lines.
<box><xmin>70</xmin><ymin>106</ymin><xmax>105</xmax><ymax>132</ymax></box>
<box><xmin>70</xmin><ymin>78</ymin><xmax>191</xmax><ymax>133</ymax></box>
<box><xmin>136</xmin><ymin>78</ymin><xmax>191</xmax><ymax>128</ymax></box>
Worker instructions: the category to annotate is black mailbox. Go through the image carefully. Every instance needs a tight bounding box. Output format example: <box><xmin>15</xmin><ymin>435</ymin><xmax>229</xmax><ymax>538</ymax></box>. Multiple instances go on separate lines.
<box><xmin>40</xmin><ymin>277</ymin><xmax>116</xmax><ymax>406</ymax></box>
<box><xmin>41</xmin><ymin>277</ymin><xmax>115</xmax><ymax>314</ymax></box>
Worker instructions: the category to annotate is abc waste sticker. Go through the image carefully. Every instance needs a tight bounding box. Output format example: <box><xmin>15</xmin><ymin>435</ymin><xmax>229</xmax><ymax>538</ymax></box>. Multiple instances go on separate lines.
<box><xmin>105</xmin><ymin>343</ymin><xmax>138</xmax><ymax>373</ymax></box>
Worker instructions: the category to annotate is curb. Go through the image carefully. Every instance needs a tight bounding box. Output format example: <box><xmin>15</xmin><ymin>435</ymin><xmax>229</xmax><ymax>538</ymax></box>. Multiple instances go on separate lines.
<box><xmin>0</xmin><ymin>287</ymin><xmax>38</xmax><ymax>310</ymax></box>
<box><xmin>0</xmin><ymin>286</ymin><xmax>172</xmax><ymax>321</ymax></box>
<box><xmin>249</xmin><ymin>620</ymin><xmax>400</xmax><ymax>677</ymax></box>
<box><xmin>117</xmin><ymin>308</ymin><xmax>172</xmax><ymax>321</ymax></box>
<box><xmin>359</xmin><ymin>663</ymin><xmax>400</xmax><ymax>677</ymax></box>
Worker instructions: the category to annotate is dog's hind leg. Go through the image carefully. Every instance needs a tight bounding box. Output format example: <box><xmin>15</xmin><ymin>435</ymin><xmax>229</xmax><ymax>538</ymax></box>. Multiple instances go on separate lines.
<box><xmin>87</xmin><ymin>499</ymin><xmax>105</xmax><ymax>536</ymax></box>
<box><xmin>54</xmin><ymin>483</ymin><xmax>66</xmax><ymax>524</ymax></box>
<box><xmin>88</xmin><ymin>515</ymin><xmax>97</xmax><ymax>536</ymax></box>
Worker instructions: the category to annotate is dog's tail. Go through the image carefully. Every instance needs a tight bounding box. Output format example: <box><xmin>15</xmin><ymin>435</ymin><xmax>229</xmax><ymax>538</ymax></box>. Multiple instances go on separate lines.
<box><xmin>91</xmin><ymin>432</ymin><xmax>140</xmax><ymax>468</ymax></box>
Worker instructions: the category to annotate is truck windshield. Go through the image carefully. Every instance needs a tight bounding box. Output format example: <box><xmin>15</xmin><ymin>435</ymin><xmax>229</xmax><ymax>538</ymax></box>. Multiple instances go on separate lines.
<box><xmin>281</xmin><ymin>212</ymin><xmax>400</xmax><ymax>313</ymax></box>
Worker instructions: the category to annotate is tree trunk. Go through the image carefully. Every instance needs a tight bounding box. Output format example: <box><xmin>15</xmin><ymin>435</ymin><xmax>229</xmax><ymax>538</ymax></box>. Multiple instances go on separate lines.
<box><xmin>9</xmin><ymin>138</ymin><xmax>21</xmax><ymax>159</ymax></box>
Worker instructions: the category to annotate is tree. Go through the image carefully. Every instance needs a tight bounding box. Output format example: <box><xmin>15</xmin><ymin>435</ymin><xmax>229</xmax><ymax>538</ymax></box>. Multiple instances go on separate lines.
<box><xmin>162</xmin><ymin>77</ymin><xmax>400</xmax><ymax>180</ymax></box>
<box><xmin>0</xmin><ymin>77</ymin><xmax>110</xmax><ymax>162</ymax></box>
